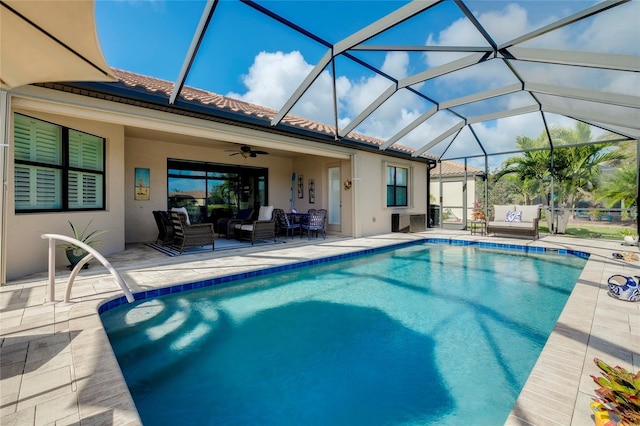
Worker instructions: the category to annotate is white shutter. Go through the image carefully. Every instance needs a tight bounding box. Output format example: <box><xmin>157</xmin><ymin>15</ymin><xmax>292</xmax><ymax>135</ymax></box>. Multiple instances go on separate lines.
<box><xmin>13</xmin><ymin>166</ymin><xmax>31</xmax><ymax>208</ymax></box>
<box><xmin>68</xmin><ymin>171</ymin><xmax>102</xmax><ymax>208</ymax></box>
<box><xmin>14</xmin><ymin>115</ymin><xmax>63</xmax><ymax>210</ymax></box>
<box><xmin>13</xmin><ymin>114</ymin><xmax>61</xmax><ymax>164</ymax></box>
<box><xmin>35</xmin><ymin>168</ymin><xmax>61</xmax><ymax>208</ymax></box>
<box><xmin>14</xmin><ymin>165</ymin><xmax>61</xmax><ymax>209</ymax></box>
<box><xmin>69</xmin><ymin>130</ymin><xmax>103</xmax><ymax>171</ymax></box>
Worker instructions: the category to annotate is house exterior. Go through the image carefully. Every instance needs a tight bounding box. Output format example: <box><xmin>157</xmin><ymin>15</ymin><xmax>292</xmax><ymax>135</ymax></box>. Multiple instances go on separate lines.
<box><xmin>1</xmin><ymin>69</ymin><xmax>446</xmax><ymax>282</ymax></box>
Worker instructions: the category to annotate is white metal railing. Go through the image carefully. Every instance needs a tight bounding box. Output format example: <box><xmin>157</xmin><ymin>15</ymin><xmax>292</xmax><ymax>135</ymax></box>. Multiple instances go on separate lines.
<box><xmin>41</xmin><ymin>234</ymin><xmax>135</xmax><ymax>304</ymax></box>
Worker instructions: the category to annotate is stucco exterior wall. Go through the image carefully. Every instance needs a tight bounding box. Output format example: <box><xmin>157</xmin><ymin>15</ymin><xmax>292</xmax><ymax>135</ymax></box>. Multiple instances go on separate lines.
<box><xmin>354</xmin><ymin>151</ymin><xmax>429</xmax><ymax>236</ymax></box>
<box><xmin>6</xmin><ymin>108</ymin><xmax>126</xmax><ymax>281</ymax></box>
<box><xmin>289</xmin><ymin>156</ymin><xmax>353</xmax><ymax>236</ymax></box>
<box><xmin>290</xmin><ymin>156</ymin><xmax>323</xmax><ymax>214</ymax></box>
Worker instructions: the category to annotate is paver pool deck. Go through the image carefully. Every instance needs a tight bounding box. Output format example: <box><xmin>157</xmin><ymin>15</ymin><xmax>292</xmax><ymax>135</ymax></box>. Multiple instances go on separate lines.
<box><xmin>1</xmin><ymin>229</ymin><xmax>638</xmax><ymax>425</ymax></box>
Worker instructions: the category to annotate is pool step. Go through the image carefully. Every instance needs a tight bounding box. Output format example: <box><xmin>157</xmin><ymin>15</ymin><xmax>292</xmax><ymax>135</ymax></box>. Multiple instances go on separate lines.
<box><xmin>109</xmin><ymin>304</ymin><xmax>227</xmax><ymax>387</ymax></box>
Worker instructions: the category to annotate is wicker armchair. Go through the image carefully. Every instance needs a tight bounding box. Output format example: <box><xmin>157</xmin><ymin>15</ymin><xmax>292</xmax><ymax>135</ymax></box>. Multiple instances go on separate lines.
<box><xmin>170</xmin><ymin>211</ymin><xmax>215</xmax><ymax>253</ymax></box>
<box><xmin>233</xmin><ymin>206</ymin><xmax>276</xmax><ymax>245</ymax></box>
<box><xmin>153</xmin><ymin>210</ymin><xmax>174</xmax><ymax>245</ymax></box>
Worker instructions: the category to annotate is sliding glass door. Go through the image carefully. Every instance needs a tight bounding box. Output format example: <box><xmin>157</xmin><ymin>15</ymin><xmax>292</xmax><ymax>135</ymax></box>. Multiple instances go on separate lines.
<box><xmin>167</xmin><ymin>159</ymin><xmax>267</xmax><ymax>224</ymax></box>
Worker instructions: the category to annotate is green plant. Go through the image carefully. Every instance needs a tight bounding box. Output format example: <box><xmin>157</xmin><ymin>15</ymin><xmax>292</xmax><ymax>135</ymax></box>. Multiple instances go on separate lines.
<box><xmin>58</xmin><ymin>219</ymin><xmax>107</xmax><ymax>251</ymax></box>
<box><xmin>620</xmin><ymin>229</ymin><xmax>638</xmax><ymax>237</ymax></box>
<box><xmin>591</xmin><ymin>357</ymin><xmax>640</xmax><ymax>425</ymax></box>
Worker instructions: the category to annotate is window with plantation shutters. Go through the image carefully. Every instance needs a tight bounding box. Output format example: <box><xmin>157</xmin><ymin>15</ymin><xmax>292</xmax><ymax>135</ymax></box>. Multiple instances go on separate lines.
<box><xmin>14</xmin><ymin>113</ymin><xmax>105</xmax><ymax>212</ymax></box>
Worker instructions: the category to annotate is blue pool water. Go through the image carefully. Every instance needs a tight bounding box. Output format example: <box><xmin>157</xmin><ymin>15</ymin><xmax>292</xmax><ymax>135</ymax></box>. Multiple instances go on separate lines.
<box><xmin>101</xmin><ymin>241</ymin><xmax>587</xmax><ymax>425</ymax></box>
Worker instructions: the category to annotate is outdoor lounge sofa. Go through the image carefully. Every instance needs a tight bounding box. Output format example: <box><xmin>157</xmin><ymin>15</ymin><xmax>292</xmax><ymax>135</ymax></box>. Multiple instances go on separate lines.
<box><xmin>487</xmin><ymin>204</ymin><xmax>541</xmax><ymax>240</ymax></box>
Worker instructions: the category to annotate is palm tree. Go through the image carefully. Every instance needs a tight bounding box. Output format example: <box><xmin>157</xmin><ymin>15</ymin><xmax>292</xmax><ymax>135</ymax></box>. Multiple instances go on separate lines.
<box><xmin>494</xmin><ymin>134</ymin><xmax>551</xmax><ymax>204</ymax></box>
<box><xmin>597</xmin><ymin>164</ymin><xmax>637</xmax><ymax>210</ymax></box>
<box><xmin>552</xmin><ymin>142</ymin><xmax>627</xmax><ymax>210</ymax></box>
<box><xmin>494</xmin><ymin>123</ymin><xmax>628</xmax><ymax>231</ymax></box>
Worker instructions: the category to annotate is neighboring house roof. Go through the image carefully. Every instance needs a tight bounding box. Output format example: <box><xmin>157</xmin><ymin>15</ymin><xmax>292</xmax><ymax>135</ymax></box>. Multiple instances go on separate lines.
<box><xmin>432</xmin><ymin>160</ymin><xmax>484</xmax><ymax>177</ymax></box>
<box><xmin>168</xmin><ymin>190</ymin><xmax>207</xmax><ymax>200</ymax></box>
<box><xmin>50</xmin><ymin>68</ymin><xmax>436</xmax><ymax>164</ymax></box>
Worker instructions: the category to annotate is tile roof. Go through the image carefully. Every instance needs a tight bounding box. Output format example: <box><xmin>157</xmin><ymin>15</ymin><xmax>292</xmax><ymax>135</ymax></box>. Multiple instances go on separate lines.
<box><xmin>168</xmin><ymin>190</ymin><xmax>207</xmax><ymax>199</ymax></box>
<box><xmin>110</xmin><ymin>69</ymin><xmax>426</xmax><ymax>159</ymax></box>
<box><xmin>433</xmin><ymin>160</ymin><xmax>484</xmax><ymax>176</ymax></box>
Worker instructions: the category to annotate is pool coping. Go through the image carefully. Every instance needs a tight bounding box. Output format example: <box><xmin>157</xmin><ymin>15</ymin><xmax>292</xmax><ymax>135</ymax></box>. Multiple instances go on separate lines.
<box><xmin>1</xmin><ymin>231</ymin><xmax>638</xmax><ymax>425</ymax></box>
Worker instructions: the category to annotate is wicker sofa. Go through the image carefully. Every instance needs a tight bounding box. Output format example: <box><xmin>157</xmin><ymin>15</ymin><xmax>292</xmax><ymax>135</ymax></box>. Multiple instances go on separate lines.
<box><xmin>487</xmin><ymin>204</ymin><xmax>542</xmax><ymax>240</ymax></box>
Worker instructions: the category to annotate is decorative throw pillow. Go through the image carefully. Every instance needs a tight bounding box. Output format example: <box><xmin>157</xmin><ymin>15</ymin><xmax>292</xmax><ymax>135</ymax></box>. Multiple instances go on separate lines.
<box><xmin>505</xmin><ymin>210</ymin><xmax>517</xmax><ymax>222</ymax></box>
<box><xmin>512</xmin><ymin>211</ymin><xmax>522</xmax><ymax>223</ymax></box>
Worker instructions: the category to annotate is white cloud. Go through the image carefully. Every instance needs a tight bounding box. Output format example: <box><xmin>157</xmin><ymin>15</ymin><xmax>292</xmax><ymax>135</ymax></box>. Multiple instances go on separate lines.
<box><xmin>577</xmin><ymin>1</ymin><xmax>640</xmax><ymax>55</ymax></box>
<box><xmin>226</xmin><ymin>51</ymin><xmax>314</xmax><ymax>111</ymax></box>
<box><xmin>475</xmin><ymin>3</ymin><xmax>533</xmax><ymax>45</ymax></box>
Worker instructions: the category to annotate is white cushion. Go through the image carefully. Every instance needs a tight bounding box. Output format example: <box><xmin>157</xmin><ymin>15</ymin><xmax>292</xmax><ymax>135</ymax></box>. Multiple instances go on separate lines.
<box><xmin>171</xmin><ymin>207</ymin><xmax>190</xmax><ymax>225</ymax></box>
<box><xmin>494</xmin><ymin>205</ymin><xmax>515</xmax><ymax>222</ymax></box>
<box><xmin>257</xmin><ymin>205</ymin><xmax>274</xmax><ymax>221</ymax></box>
<box><xmin>488</xmin><ymin>221</ymin><xmax>534</xmax><ymax>229</ymax></box>
<box><xmin>516</xmin><ymin>204</ymin><xmax>541</xmax><ymax>222</ymax></box>
<box><xmin>503</xmin><ymin>221</ymin><xmax>535</xmax><ymax>229</ymax></box>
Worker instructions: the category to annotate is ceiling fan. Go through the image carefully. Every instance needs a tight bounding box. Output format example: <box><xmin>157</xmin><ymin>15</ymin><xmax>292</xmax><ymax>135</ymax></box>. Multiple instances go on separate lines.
<box><xmin>226</xmin><ymin>144</ymin><xmax>269</xmax><ymax>158</ymax></box>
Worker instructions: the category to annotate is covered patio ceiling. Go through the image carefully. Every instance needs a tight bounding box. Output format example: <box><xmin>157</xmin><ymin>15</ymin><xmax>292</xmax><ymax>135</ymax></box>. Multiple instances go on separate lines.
<box><xmin>162</xmin><ymin>0</ymin><xmax>639</xmax><ymax>167</ymax></box>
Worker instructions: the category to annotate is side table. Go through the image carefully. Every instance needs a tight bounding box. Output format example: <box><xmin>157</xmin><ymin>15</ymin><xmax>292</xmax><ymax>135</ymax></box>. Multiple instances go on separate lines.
<box><xmin>469</xmin><ymin>219</ymin><xmax>486</xmax><ymax>236</ymax></box>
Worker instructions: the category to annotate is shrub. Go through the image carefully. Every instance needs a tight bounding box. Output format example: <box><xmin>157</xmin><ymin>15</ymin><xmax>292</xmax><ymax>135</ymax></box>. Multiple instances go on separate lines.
<box><xmin>591</xmin><ymin>357</ymin><xmax>640</xmax><ymax>425</ymax></box>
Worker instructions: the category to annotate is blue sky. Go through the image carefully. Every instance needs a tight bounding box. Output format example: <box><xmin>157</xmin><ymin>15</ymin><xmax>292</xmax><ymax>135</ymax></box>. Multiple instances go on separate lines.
<box><xmin>95</xmin><ymin>1</ymin><xmax>423</xmax><ymax>94</ymax></box>
<box><xmin>95</xmin><ymin>1</ymin><xmax>639</xmax><ymax>168</ymax></box>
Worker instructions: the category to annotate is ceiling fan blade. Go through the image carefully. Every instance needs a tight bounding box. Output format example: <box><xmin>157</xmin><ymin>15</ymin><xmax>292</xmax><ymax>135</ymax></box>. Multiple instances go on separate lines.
<box><xmin>229</xmin><ymin>152</ymin><xmax>240</xmax><ymax>156</ymax></box>
<box><xmin>253</xmin><ymin>150</ymin><xmax>268</xmax><ymax>155</ymax></box>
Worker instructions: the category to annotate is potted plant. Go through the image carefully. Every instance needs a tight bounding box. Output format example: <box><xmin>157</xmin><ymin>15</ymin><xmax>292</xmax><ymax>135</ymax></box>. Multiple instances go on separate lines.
<box><xmin>621</xmin><ymin>229</ymin><xmax>639</xmax><ymax>246</ymax></box>
<box><xmin>58</xmin><ymin>219</ymin><xmax>107</xmax><ymax>268</ymax></box>
<box><xmin>471</xmin><ymin>200</ymin><xmax>485</xmax><ymax>221</ymax></box>
<box><xmin>590</xmin><ymin>357</ymin><xmax>640</xmax><ymax>425</ymax></box>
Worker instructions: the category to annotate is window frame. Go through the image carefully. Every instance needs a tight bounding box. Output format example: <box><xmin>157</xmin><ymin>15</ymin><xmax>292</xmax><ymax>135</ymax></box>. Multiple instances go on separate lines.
<box><xmin>385</xmin><ymin>163</ymin><xmax>410</xmax><ymax>208</ymax></box>
<box><xmin>13</xmin><ymin>113</ymin><xmax>106</xmax><ymax>213</ymax></box>
<box><xmin>167</xmin><ymin>158</ymin><xmax>269</xmax><ymax>224</ymax></box>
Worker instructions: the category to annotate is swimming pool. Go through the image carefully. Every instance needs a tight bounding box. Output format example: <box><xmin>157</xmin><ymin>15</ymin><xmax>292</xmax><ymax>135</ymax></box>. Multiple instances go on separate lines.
<box><xmin>101</xmin><ymin>240</ymin><xmax>588</xmax><ymax>425</ymax></box>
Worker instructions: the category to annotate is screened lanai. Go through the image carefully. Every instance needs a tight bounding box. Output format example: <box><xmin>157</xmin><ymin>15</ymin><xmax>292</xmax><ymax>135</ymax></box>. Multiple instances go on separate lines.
<box><xmin>93</xmin><ymin>0</ymin><xmax>639</xmax><ymax>232</ymax></box>
<box><xmin>162</xmin><ymin>0</ymin><xmax>639</xmax><ymax>155</ymax></box>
